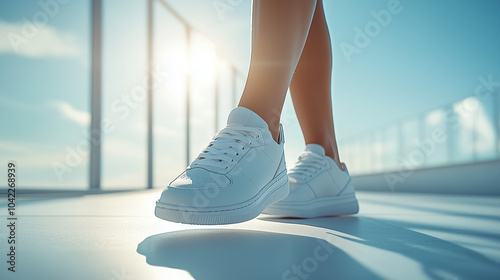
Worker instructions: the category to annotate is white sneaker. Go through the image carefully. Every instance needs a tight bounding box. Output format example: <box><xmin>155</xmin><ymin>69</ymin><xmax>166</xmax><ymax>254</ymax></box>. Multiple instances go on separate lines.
<box><xmin>155</xmin><ymin>107</ymin><xmax>289</xmax><ymax>225</ymax></box>
<box><xmin>264</xmin><ymin>144</ymin><xmax>359</xmax><ymax>218</ymax></box>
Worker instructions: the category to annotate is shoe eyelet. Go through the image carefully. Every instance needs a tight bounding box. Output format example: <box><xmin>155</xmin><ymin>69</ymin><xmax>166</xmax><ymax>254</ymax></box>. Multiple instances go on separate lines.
<box><xmin>225</xmin><ymin>166</ymin><xmax>228</xmax><ymax>169</ymax></box>
<box><xmin>236</xmin><ymin>153</ymin><xmax>239</xmax><ymax>156</ymax></box>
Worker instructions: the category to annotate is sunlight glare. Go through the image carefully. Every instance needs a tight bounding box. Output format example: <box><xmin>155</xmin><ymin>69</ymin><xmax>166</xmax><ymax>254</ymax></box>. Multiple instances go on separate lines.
<box><xmin>188</xmin><ymin>37</ymin><xmax>217</xmax><ymax>83</ymax></box>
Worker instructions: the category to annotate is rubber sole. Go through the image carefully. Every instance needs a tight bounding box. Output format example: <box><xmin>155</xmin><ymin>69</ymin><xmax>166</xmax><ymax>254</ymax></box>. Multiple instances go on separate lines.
<box><xmin>263</xmin><ymin>192</ymin><xmax>359</xmax><ymax>218</ymax></box>
<box><xmin>155</xmin><ymin>170</ymin><xmax>290</xmax><ymax>225</ymax></box>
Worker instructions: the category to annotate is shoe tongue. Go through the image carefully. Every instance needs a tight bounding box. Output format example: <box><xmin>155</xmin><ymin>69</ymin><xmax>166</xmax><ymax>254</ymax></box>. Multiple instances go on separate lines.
<box><xmin>305</xmin><ymin>144</ymin><xmax>325</xmax><ymax>156</ymax></box>
<box><xmin>227</xmin><ymin>107</ymin><xmax>268</xmax><ymax>129</ymax></box>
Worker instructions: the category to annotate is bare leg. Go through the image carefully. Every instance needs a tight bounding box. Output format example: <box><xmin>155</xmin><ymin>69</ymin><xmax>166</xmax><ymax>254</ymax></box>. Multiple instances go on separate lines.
<box><xmin>289</xmin><ymin>0</ymin><xmax>344</xmax><ymax>170</ymax></box>
<box><xmin>238</xmin><ymin>0</ymin><xmax>317</xmax><ymax>141</ymax></box>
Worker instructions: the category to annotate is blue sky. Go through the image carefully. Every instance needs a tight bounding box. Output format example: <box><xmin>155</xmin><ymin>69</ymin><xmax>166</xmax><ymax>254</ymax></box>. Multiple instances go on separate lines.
<box><xmin>0</xmin><ymin>0</ymin><xmax>499</xmax><ymax>189</ymax></box>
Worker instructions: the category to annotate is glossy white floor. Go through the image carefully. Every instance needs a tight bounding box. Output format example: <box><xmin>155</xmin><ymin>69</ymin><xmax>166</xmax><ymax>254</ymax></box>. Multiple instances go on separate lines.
<box><xmin>0</xmin><ymin>190</ymin><xmax>499</xmax><ymax>280</ymax></box>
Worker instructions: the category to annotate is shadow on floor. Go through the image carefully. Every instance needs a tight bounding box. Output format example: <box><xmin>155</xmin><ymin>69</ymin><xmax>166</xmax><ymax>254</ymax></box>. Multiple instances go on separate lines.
<box><xmin>261</xmin><ymin>216</ymin><xmax>500</xmax><ymax>280</ymax></box>
<box><xmin>137</xmin><ymin>216</ymin><xmax>500</xmax><ymax>280</ymax></box>
<box><xmin>137</xmin><ymin>227</ymin><xmax>381</xmax><ymax>280</ymax></box>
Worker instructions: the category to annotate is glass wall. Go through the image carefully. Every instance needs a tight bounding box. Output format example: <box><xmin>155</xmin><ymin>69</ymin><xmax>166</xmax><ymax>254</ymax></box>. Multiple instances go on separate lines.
<box><xmin>152</xmin><ymin>2</ymin><xmax>187</xmax><ymax>188</ymax></box>
<box><xmin>0</xmin><ymin>0</ymin><xmax>244</xmax><ymax>190</ymax></box>
<box><xmin>150</xmin><ymin>0</ymin><xmax>244</xmax><ymax>188</ymax></box>
<box><xmin>0</xmin><ymin>0</ymin><xmax>91</xmax><ymax>190</ymax></box>
<box><xmin>101</xmin><ymin>0</ymin><xmax>148</xmax><ymax>189</ymax></box>
<box><xmin>339</xmin><ymin>91</ymin><xmax>500</xmax><ymax>175</ymax></box>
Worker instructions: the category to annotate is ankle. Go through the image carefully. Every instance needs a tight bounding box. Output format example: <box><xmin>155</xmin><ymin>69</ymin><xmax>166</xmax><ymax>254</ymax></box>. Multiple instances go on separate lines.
<box><xmin>269</xmin><ymin>125</ymin><xmax>280</xmax><ymax>143</ymax></box>
<box><xmin>234</xmin><ymin>105</ymin><xmax>281</xmax><ymax>143</ymax></box>
<box><xmin>308</xmin><ymin>141</ymin><xmax>344</xmax><ymax>170</ymax></box>
<box><xmin>325</xmin><ymin>153</ymin><xmax>345</xmax><ymax>171</ymax></box>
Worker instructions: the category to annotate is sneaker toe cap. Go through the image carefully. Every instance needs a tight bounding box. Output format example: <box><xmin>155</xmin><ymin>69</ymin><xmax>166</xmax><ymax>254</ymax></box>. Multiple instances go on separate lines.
<box><xmin>158</xmin><ymin>168</ymin><xmax>258</xmax><ymax>208</ymax></box>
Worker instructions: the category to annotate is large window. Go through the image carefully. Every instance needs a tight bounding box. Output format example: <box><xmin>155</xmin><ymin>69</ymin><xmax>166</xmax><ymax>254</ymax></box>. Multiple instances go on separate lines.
<box><xmin>0</xmin><ymin>0</ymin><xmax>244</xmax><ymax>190</ymax></box>
<box><xmin>100</xmin><ymin>0</ymin><xmax>148</xmax><ymax>189</ymax></box>
<box><xmin>0</xmin><ymin>0</ymin><xmax>91</xmax><ymax>190</ymax></box>
<box><xmin>151</xmin><ymin>0</ymin><xmax>244</xmax><ymax>188</ymax></box>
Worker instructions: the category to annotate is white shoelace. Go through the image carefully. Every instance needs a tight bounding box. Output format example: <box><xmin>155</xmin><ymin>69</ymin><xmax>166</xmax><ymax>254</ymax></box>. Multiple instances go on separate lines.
<box><xmin>288</xmin><ymin>152</ymin><xmax>327</xmax><ymax>180</ymax></box>
<box><xmin>191</xmin><ymin>125</ymin><xmax>261</xmax><ymax>170</ymax></box>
